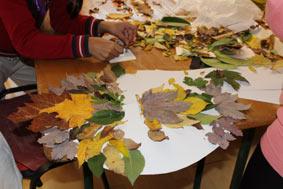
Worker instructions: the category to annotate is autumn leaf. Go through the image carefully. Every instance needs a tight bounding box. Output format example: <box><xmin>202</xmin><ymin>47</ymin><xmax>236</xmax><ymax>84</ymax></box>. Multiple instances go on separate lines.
<box><xmin>38</xmin><ymin>127</ymin><xmax>69</xmax><ymax>147</ymax></box>
<box><xmin>188</xmin><ymin>113</ymin><xmax>220</xmax><ymax>125</ymax></box>
<box><xmin>103</xmin><ymin>145</ymin><xmax>125</xmax><ymax>175</ymax></box>
<box><xmin>144</xmin><ymin>118</ymin><xmax>162</xmax><ymax>131</ymax></box>
<box><xmin>40</xmin><ymin>94</ymin><xmax>94</xmax><ymax>128</ymax></box>
<box><xmin>164</xmin><ymin>115</ymin><xmax>200</xmax><ymax>128</ymax></box>
<box><xmin>29</xmin><ymin>112</ymin><xmax>69</xmax><ymax>132</ymax></box>
<box><xmin>205</xmin><ymin>70</ymin><xmax>249</xmax><ymax>91</ymax></box>
<box><xmin>109</xmin><ymin>139</ymin><xmax>130</xmax><ymax>157</ymax></box>
<box><xmin>148</xmin><ymin>130</ymin><xmax>168</xmax><ymax>142</ymax></box>
<box><xmin>141</xmin><ymin>90</ymin><xmax>189</xmax><ymax>124</ymax></box>
<box><xmin>124</xmin><ymin>139</ymin><xmax>141</xmax><ymax>150</ymax></box>
<box><xmin>124</xmin><ymin>150</ymin><xmax>145</xmax><ymax>185</ymax></box>
<box><xmin>77</xmin><ymin>135</ymin><xmax>113</xmax><ymax>166</ymax></box>
<box><xmin>50</xmin><ymin>141</ymin><xmax>78</xmax><ymax>160</ymax></box>
<box><xmin>183</xmin><ymin>77</ymin><xmax>208</xmax><ymax>89</ymax></box>
<box><xmin>87</xmin><ymin>153</ymin><xmax>106</xmax><ymax>177</ymax></box>
<box><xmin>8</xmin><ymin>93</ymin><xmax>69</xmax><ymax>123</ymax></box>
<box><xmin>182</xmin><ymin>97</ymin><xmax>208</xmax><ymax>115</ymax></box>
<box><xmin>90</xmin><ymin>110</ymin><xmax>125</xmax><ymax>125</ymax></box>
<box><xmin>112</xmin><ymin>129</ymin><xmax>125</xmax><ymax>140</ymax></box>
<box><xmin>214</xmin><ymin>93</ymin><xmax>250</xmax><ymax>120</ymax></box>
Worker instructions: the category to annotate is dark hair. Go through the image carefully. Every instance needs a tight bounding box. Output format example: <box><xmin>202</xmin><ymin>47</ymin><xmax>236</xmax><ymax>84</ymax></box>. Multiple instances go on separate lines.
<box><xmin>67</xmin><ymin>0</ymin><xmax>83</xmax><ymax>18</ymax></box>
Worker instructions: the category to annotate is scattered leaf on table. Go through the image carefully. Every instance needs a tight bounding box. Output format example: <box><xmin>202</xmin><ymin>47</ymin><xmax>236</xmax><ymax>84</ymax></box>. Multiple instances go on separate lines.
<box><xmin>87</xmin><ymin>153</ymin><xmax>106</xmax><ymax>177</ymax></box>
<box><xmin>107</xmin><ymin>13</ymin><xmax>133</xmax><ymax>20</ymax></box>
<box><xmin>124</xmin><ymin>150</ymin><xmax>145</xmax><ymax>185</ymax></box>
<box><xmin>148</xmin><ymin>130</ymin><xmax>168</xmax><ymax>142</ymax></box>
<box><xmin>38</xmin><ymin>128</ymin><xmax>69</xmax><ymax>147</ymax></box>
<box><xmin>90</xmin><ymin>110</ymin><xmax>125</xmax><ymax>125</ymax></box>
<box><xmin>111</xmin><ymin>64</ymin><xmax>126</xmax><ymax>78</ymax></box>
<box><xmin>101</xmin><ymin>65</ymin><xmax>117</xmax><ymax>83</ymax></box>
<box><xmin>124</xmin><ymin>138</ymin><xmax>141</xmax><ymax>150</ymax></box>
<box><xmin>103</xmin><ymin>145</ymin><xmax>125</xmax><ymax>175</ymax></box>
<box><xmin>188</xmin><ymin>113</ymin><xmax>220</xmax><ymax>125</ymax></box>
<box><xmin>201</xmin><ymin>58</ymin><xmax>238</xmax><ymax>70</ymax></box>
<box><xmin>183</xmin><ymin>77</ymin><xmax>208</xmax><ymax>89</ymax></box>
<box><xmin>110</xmin><ymin>139</ymin><xmax>130</xmax><ymax>157</ymax></box>
<box><xmin>182</xmin><ymin>97</ymin><xmax>208</xmax><ymax>115</ymax></box>
<box><xmin>40</xmin><ymin>94</ymin><xmax>94</xmax><ymax>128</ymax></box>
<box><xmin>51</xmin><ymin>140</ymin><xmax>78</xmax><ymax>160</ymax></box>
<box><xmin>214</xmin><ymin>50</ymin><xmax>252</xmax><ymax>66</ymax></box>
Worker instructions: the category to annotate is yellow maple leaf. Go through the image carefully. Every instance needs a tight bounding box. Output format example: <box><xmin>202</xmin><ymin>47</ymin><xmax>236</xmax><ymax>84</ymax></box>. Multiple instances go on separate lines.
<box><xmin>77</xmin><ymin>134</ymin><xmax>113</xmax><ymax>166</ymax></box>
<box><xmin>103</xmin><ymin>145</ymin><xmax>125</xmax><ymax>175</ymax></box>
<box><xmin>109</xmin><ymin>139</ymin><xmax>129</xmax><ymax>158</ymax></box>
<box><xmin>182</xmin><ymin>97</ymin><xmax>208</xmax><ymax>115</ymax></box>
<box><xmin>40</xmin><ymin>94</ymin><xmax>94</xmax><ymax>128</ymax></box>
<box><xmin>168</xmin><ymin>78</ymin><xmax>186</xmax><ymax>101</ymax></box>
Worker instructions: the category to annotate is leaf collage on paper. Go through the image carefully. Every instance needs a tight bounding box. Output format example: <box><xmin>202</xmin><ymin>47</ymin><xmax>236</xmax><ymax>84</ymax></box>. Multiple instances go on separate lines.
<box><xmin>138</xmin><ymin>69</ymin><xmax>250</xmax><ymax>149</ymax></box>
<box><xmin>7</xmin><ymin>69</ymin><xmax>145</xmax><ymax>185</ymax></box>
<box><xmin>138</xmin><ymin>78</ymin><xmax>213</xmax><ymax>142</ymax></box>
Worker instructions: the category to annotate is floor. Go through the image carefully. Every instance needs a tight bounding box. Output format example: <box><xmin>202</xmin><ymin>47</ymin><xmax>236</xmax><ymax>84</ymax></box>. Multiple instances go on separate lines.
<box><xmin>22</xmin><ymin>128</ymin><xmax>265</xmax><ymax>189</ymax></box>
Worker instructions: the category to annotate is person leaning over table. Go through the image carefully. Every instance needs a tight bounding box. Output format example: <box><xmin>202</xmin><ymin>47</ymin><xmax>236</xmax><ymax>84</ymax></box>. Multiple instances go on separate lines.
<box><xmin>0</xmin><ymin>0</ymin><xmax>136</xmax><ymax>188</ymax></box>
<box><xmin>240</xmin><ymin>0</ymin><xmax>283</xmax><ymax>188</ymax></box>
<box><xmin>0</xmin><ymin>0</ymin><xmax>137</xmax><ymax>92</ymax></box>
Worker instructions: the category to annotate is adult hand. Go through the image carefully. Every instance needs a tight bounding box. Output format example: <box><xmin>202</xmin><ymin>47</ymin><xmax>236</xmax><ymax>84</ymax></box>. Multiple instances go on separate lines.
<box><xmin>88</xmin><ymin>37</ymin><xmax>124</xmax><ymax>62</ymax></box>
<box><xmin>98</xmin><ymin>21</ymin><xmax>137</xmax><ymax>47</ymax></box>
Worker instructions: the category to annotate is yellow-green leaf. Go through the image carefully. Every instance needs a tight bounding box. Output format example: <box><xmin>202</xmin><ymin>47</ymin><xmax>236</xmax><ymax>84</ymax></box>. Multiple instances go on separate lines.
<box><xmin>182</xmin><ymin>97</ymin><xmax>208</xmax><ymax>115</ymax></box>
<box><xmin>109</xmin><ymin>139</ymin><xmax>130</xmax><ymax>158</ymax></box>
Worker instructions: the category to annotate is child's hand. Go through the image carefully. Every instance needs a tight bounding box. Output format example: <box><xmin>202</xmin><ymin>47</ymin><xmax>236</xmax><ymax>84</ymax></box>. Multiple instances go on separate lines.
<box><xmin>88</xmin><ymin>37</ymin><xmax>124</xmax><ymax>62</ymax></box>
<box><xmin>98</xmin><ymin>21</ymin><xmax>137</xmax><ymax>47</ymax></box>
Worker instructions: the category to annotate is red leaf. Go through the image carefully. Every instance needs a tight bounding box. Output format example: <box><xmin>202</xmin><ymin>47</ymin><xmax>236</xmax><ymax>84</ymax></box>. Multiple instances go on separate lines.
<box><xmin>29</xmin><ymin>113</ymin><xmax>69</xmax><ymax>132</ymax></box>
<box><xmin>8</xmin><ymin>93</ymin><xmax>69</xmax><ymax>123</ymax></box>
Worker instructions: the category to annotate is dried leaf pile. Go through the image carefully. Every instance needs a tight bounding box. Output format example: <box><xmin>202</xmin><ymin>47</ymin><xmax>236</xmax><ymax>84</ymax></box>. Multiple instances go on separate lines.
<box><xmin>138</xmin><ymin>70</ymin><xmax>250</xmax><ymax>149</ymax></box>
<box><xmin>133</xmin><ymin>17</ymin><xmax>283</xmax><ymax>70</ymax></box>
<box><xmin>8</xmin><ymin>64</ymin><xmax>145</xmax><ymax>185</ymax></box>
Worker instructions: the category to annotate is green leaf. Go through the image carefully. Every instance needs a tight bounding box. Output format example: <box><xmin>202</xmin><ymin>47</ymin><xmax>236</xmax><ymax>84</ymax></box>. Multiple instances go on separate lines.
<box><xmin>161</xmin><ymin>17</ymin><xmax>190</xmax><ymax>24</ymax></box>
<box><xmin>90</xmin><ymin>110</ymin><xmax>125</xmax><ymax>125</ymax></box>
<box><xmin>208</xmin><ymin>38</ymin><xmax>235</xmax><ymax>50</ymax></box>
<box><xmin>183</xmin><ymin>77</ymin><xmax>208</xmax><ymax>89</ymax></box>
<box><xmin>87</xmin><ymin>153</ymin><xmax>106</xmax><ymax>177</ymax></box>
<box><xmin>205</xmin><ymin>70</ymin><xmax>249</xmax><ymax>91</ymax></box>
<box><xmin>188</xmin><ymin>113</ymin><xmax>220</xmax><ymax>125</ymax></box>
<box><xmin>111</xmin><ymin>64</ymin><xmax>125</xmax><ymax>78</ymax></box>
<box><xmin>124</xmin><ymin>150</ymin><xmax>145</xmax><ymax>185</ymax></box>
<box><xmin>214</xmin><ymin>50</ymin><xmax>252</xmax><ymax>66</ymax></box>
<box><xmin>200</xmin><ymin>58</ymin><xmax>238</xmax><ymax>70</ymax></box>
<box><xmin>189</xmin><ymin>93</ymin><xmax>213</xmax><ymax>103</ymax></box>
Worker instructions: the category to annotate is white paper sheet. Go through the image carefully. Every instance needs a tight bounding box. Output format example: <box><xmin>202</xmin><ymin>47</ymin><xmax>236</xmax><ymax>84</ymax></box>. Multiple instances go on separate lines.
<box><xmin>109</xmin><ymin>49</ymin><xmax>136</xmax><ymax>63</ymax></box>
<box><xmin>116</xmin><ymin>68</ymin><xmax>281</xmax><ymax>174</ymax></box>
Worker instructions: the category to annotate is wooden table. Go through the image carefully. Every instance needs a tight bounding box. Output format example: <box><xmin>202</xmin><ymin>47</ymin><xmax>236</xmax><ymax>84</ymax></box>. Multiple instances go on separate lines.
<box><xmin>35</xmin><ymin>49</ymin><xmax>279</xmax><ymax>189</ymax></box>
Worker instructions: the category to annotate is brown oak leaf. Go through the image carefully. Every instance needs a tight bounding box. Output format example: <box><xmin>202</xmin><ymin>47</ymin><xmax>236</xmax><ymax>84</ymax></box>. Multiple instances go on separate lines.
<box><xmin>148</xmin><ymin>130</ymin><xmax>169</xmax><ymax>142</ymax></box>
<box><xmin>29</xmin><ymin>113</ymin><xmax>69</xmax><ymax>132</ymax></box>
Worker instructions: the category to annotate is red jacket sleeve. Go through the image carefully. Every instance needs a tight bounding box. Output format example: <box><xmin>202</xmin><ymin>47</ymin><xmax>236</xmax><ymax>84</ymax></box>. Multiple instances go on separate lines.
<box><xmin>49</xmin><ymin>0</ymin><xmax>102</xmax><ymax>36</ymax></box>
<box><xmin>0</xmin><ymin>0</ymin><xmax>91</xmax><ymax>59</ymax></box>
